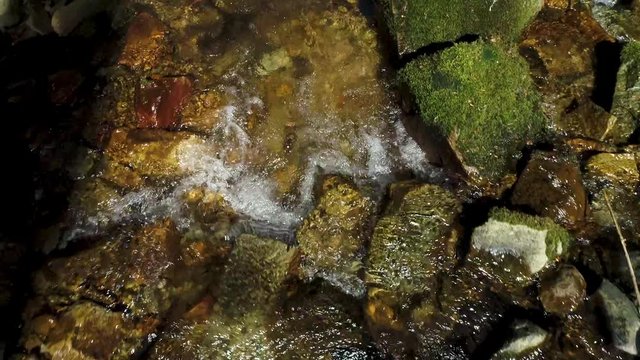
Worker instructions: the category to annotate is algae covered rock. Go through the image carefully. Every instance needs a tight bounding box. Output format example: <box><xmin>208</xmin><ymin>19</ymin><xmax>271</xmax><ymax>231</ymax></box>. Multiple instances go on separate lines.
<box><xmin>400</xmin><ymin>41</ymin><xmax>546</xmax><ymax>182</ymax></box>
<box><xmin>296</xmin><ymin>176</ymin><xmax>375</xmax><ymax>297</ymax></box>
<box><xmin>469</xmin><ymin>208</ymin><xmax>572</xmax><ymax>289</ymax></box>
<box><xmin>379</xmin><ymin>0</ymin><xmax>543</xmax><ymax>56</ymax></box>
<box><xmin>365</xmin><ymin>183</ymin><xmax>462</xmax><ymax>356</ymax></box>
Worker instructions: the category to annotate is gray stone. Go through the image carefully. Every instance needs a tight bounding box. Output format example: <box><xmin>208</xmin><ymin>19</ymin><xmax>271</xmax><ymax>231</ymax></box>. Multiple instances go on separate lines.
<box><xmin>492</xmin><ymin>321</ymin><xmax>549</xmax><ymax>359</ymax></box>
<box><xmin>0</xmin><ymin>0</ymin><xmax>20</xmax><ymax>28</ymax></box>
<box><xmin>595</xmin><ymin>279</ymin><xmax>640</xmax><ymax>355</ymax></box>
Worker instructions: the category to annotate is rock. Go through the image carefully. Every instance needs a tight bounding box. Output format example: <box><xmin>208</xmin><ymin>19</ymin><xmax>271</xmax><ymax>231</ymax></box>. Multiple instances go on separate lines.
<box><xmin>583</xmin><ymin>151</ymin><xmax>640</xmax><ymax>244</ymax></box>
<box><xmin>591</xmin><ymin>0</ymin><xmax>640</xmax><ymax>41</ymax></box>
<box><xmin>118</xmin><ymin>12</ymin><xmax>167</xmax><ymax>71</ymax></box>
<box><xmin>0</xmin><ymin>0</ymin><xmax>20</xmax><ymax>28</ymax></box>
<box><xmin>611</xmin><ymin>40</ymin><xmax>640</xmax><ymax>137</ymax></box>
<box><xmin>49</xmin><ymin>70</ymin><xmax>84</xmax><ymax>106</ymax></box>
<box><xmin>519</xmin><ymin>4</ymin><xmax>630</xmax><ymax>143</ymax></box>
<box><xmin>365</xmin><ymin>183</ymin><xmax>463</xmax><ymax>357</ymax></box>
<box><xmin>539</xmin><ymin>265</ymin><xmax>586</xmax><ymax>316</ymax></box>
<box><xmin>182</xmin><ymin>186</ymin><xmax>238</xmax><ymax>239</ymax></box>
<box><xmin>511</xmin><ymin>151</ymin><xmax>587</xmax><ymax>227</ymax></box>
<box><xmin>100</xmin><ymin>128</ymin><xmax>200</xmax><ymax>189</ymax></box>
<box><xmin>408</xmin><ymin>268</ymin><xmax>506</xmax><ymax>358</ymax></box>
<box><xmin>22</xmin><ymin>302</ymin><xmax>158</xmax><ymax>360</ymax></box>
<box><xmin>296</xmin><ymin>176</ymin><xmax>375</xmax><ymax>297</ymax></box>
<box><xmin>180</xmin><ymin>90</ymin><xmax>229</xmax><ymax>133</ymax></box>
<box><xmin>51</xmin><ymin>0</ymin><xmax>111</xmax><ymax>36</ymax></box>
<box><xmin>135</xmin><ymin>77</ymin><xmax>193</xmax><ymax>129</ymax></box>
<box><xmin>148</xmin><ymin>234</ymin><xmax>298</xmax><ymax>359</ymax></box>
<box><xmin>492</xmin><ymin>321</ymin><xmax>550</xmax><ymax>359</ymax></box>
<box><xmin>469</xmin><ymin>208</ymin><xmax>572</xmax><ymax>289</ymax></box>
<box><xmin>399</xmin><ymin>41</ymin><xmax>546</xmax><ymax>182</ymax></box>
<box><xmin>378</xmin><ymin>0</ymin><xmax>543</xmax><ymax>56</ymax></box>
<box><xmin>594</xmin><ymin>279</ymin><xmax>640</xmax><ymax>355</ymax></box>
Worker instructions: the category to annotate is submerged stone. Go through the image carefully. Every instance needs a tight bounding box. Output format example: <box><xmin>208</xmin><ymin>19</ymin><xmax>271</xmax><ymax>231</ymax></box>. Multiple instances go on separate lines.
<box><xmin>591</xmin><ymin>0</ymin><xmax>640</xmax><ymax>41</ymax></box>
<box><xmin>594</xmin><ymin>279</ymin><xmax>640</xmax><ymax>355</ymax></box>
<box><xmin>118</xmin><ymin>12</ymin><xmax>167</xmax><ymax>71</ymax></box>
<box><xmin>296</xmin><ymin>176</ymin><xmax>375</xmax><ymax>297</ymax></box>
<box><xmin>492</xmin><ymin>321</ymin><xmax>549</xmax><ymax>360</ymax></box>
<box><xmin>511</xmin><ymin>151</ymin><xmax>587</xmax><ymax>228</ymax></box>
<box><xmin>539</xmin><ymin>265</ymin><xmax>586</xmax><ymax>316</ymax></box>
<box><xmin>378</xmin><ymin>0</ymin><xmax>543</xmax><ymax>56</ymax></box>
<box><xmin>135</xmin><ymin>77</ymin><xmax>193</xmax><ymax>129</ymax></box>
<box><xmin>469</xmin><ymin>208</ymin><xmax>572</xmax><ymax>288</ymax></box>
<box><xmin>400</xmin><ymin>41</ymin><xmax>546</xmax><ymax>182</ymax></box>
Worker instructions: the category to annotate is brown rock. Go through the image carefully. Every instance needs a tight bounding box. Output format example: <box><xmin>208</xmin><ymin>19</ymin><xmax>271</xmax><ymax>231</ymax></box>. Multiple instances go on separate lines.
<box><xmin>136</xmin><ymin>77</ymin><xmax>193</xmax><ymax>129</ymax></box>
<box><xmin>49</xmin><ymin>70</ymin><xmax>84</xmax><ymax>106</ymax></box>
<box><xmin>118</xmin><ymin>12</ymin><xmax>167</xmax><ymax>71</ymax></box>
<box><xmin>539</xmin><ymin>265</ymin><xmax>586</xmax><ymax>316</ymax></box>
<box><xmin>511</xmin><ymin>151</ymin><xmax>587</xmax><ymax>227</ymax></box>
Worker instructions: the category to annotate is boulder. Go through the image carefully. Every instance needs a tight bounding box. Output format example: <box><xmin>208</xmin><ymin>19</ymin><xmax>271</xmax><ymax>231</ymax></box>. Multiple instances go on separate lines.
<box><xmin>296</xmin><ymin>176</ymin><xmax>375</xmax><ymax>297</ymax></box>
<box><xmin>400</xmin><ymin>41</ymin><xmax>546</xmax><ymax>182</ymax></box>
<box><xmin>378</xmin><ymin>0</ymin><xmax>543</xmax><ymax>56</ymax></box>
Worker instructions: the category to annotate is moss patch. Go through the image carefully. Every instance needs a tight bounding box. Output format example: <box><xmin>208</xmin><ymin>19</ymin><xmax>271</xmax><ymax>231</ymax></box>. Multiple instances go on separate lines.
<box><xmin>400</xmin><ymin>41</ymin><xmax>546</xmax><ymax>181</ymax></box>
<box><xmin>380</xmin><ymin>0</ymin><xmax>542</xmax><ymax>55</ymax></box>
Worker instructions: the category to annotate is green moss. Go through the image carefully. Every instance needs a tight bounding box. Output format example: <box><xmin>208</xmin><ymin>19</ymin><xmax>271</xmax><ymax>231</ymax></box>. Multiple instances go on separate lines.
<box><xmin>379</xmin><ymin>0</ymin><xmax>542</xmax><ymax>55</ymax></box>
<box><xmin>400</xmin><ymin>41</ymin><xmax>546</xmax><ymax>180</ymax></box>
<box><xmin>623</xmin><ymin>40</ymin><xmax>640</xmax><ymax>64</ymax></box>
<box><xmin>489</xmin><ymin>208</ymin><xmax>572</xmax><ymax>259</ymax></box>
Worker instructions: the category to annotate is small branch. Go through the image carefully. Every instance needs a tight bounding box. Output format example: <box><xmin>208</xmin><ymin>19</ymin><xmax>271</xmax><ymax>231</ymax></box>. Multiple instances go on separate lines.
<box><xmin>604</xmin><ymin>191</ymin><xmax>640</xmax><ymax>310</ymax></box>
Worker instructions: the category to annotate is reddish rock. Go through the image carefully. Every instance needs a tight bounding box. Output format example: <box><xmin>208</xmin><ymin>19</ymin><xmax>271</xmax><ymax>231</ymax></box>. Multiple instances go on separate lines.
<box><xmin>48</xmin><ymin>70</ymin><xmax>84</xmax><ymax>106</ymax></box>
<box><xmin>118</xmin><ymin>12</ymin><xmax>167</xmax><ymax>71</ymax></box>
<box><xmin>136</xmin><ymin>77</ymin><xmax>193</xmax><ymax>129</ymax></box>
<box><xmin>511</xmin><ymin>151</ymin><xmax>588</xmax><ymax>228</ymax></box>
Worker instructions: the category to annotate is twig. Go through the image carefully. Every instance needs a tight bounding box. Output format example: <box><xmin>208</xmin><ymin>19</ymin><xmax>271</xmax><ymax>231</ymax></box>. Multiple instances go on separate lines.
<box><xmin>604</xmin><ymin>191</ymin><xmax>640</xmax><ymax>310</ymax></box>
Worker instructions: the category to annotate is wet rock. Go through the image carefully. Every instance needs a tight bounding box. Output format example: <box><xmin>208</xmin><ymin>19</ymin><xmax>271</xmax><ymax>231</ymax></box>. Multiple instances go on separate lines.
<box><xmin>51</xmin><ymin>0</ymin><xmax>111</xmax><ymax>36</ymax></box>
<box><xmin>182</xmin><ymin>186</ymin><xmax>238</xmax><ymax>239</ymax></box>
<box><xmin>408</xmin><ymin>269</ymin><xmax>506</xmax><ymax>358</ymax></box>
<box><xmin>148</xmin><ymin>234</ymin><xmax>298</xmax><ymax>359</ymax></box>
<box><xmin>135</xmin><ymin>77</ymin><xmax>193</xmax><ymax>129</ymax></box>
<box><xmin>180</xmin><ymin>89</ymin><xmax>229</xmax><ymax>133</ymax></box>
<box><xmin>296</xmin><ymin>176</ymin><xmax>375</xmax><ymax>297</ymax></box>
<box><xmin>591</xmin><ymin>0</ymin><xmax>640</xmax><ymax>41</ymax></box>
<box><xmin>520</xmin><ymin>4</ymin><xmax>630</xmax><ymax>142</ymax></box>
<box><xmin>378</xmin><ymin>0</ymin><xmax>543</xmax><ymax>56</ymax></box>
<box><xmin>492</xmin><ymin>321</ymin><xmax>550</xmax><ymax>359</ymax></box>
<box><xmin>511</xmin><ymin>151</ymin><xmax>587</xmax><ymax>227</ymax></box>
<box><xmin>539</xmin><ymin>265</ymin><xmax>586</xmax><ymax>316</ymax></box>
<box><xmin>400</xmin><ymin>41</ymin><xmax>546</xmax><ymax>182</ymax></box>
<box><xmin>0</xmin><ymin>0</ymin><xmax>20</xmax><ymax>28</ymax></box>
<box><xmin>100</xmin><ymin>128</ymin><xmax>200</xmax><ymax>189</ymax></box>
<box><xmin>365</xmin><ymin>183</ymin><xmax>463</xmax><ymax>357</ymax></box>
<box><xmin>583</xmin><ymin>151</ymin><xmax>640</xmax><ymax>244</ymax></box>
<box><xmin>469</xmin><ymin>208</ymin><xmax>572</xmax><ymax>289</ymax></box>
<box><xmin>594</xmin><ymin>279</ymin><xmax>640</xmax><ymax>355</ymax></box>
<box><xmin>118</xmin><ymin>12</ymin><xmax>167</xmax><ymax>71</ymax></box>
<box><xmin>22</xmin><ymin>302</ymin><xmax>158</xmax><ymax>360</ymax></box>
<box><xmin>610</xmin><ymin>40</ymin><xmax>640</xmax><ymax>138</ymax></box>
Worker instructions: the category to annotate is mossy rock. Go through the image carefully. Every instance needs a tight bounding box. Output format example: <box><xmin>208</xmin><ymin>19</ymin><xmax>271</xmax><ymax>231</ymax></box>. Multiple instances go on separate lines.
<box><xmin>400</xmin><ymin>41</ymin><xmax>547</xmax><ymax>182</ymax></box>
<box><xmin>379</xmin><ymin>0</ymin><xmax>543</xmax><ymax>55</ymax></box>
<box><xmin>470</xmin><ymin>208</ymin><xmax>572</xmax><ymax>289</ymax></box>
<box><xmin>611</xmin><ymin>40</ymin><xmax>640</xmax><ymax>138</ymax></box>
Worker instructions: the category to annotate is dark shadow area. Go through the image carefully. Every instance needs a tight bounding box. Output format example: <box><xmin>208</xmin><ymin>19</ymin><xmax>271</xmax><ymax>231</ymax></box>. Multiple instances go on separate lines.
<box><xmin>591</xmin><ymin>40</ymin><xmax>623</xmax><ymax>112</ymax></box>
<box><xmin>397</xmin><ymin>34</ymin><xmax>480</xmax><ymax>68</ymax></box>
